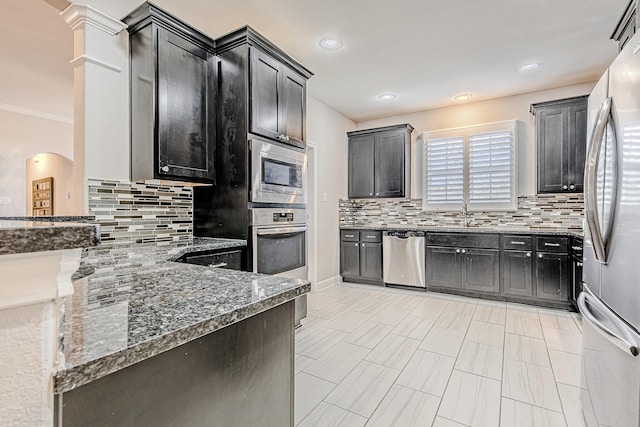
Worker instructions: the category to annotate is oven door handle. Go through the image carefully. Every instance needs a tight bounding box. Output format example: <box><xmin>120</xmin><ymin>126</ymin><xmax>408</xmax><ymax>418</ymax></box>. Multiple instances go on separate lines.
<box><xmin>257</xmin><ymin>226</ymin><xmax>307</xmax><ymax>236</ymax></box>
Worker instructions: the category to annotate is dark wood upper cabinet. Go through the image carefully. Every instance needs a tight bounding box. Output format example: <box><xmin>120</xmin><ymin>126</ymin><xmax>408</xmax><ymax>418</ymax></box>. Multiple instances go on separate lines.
<box><xmin>216</xmin><ymin>27</ymin><xmax>312</xmax><ymax>148</ymax></box>
<box><xmin>125</xmin><ymin>3</ymin><xmax>217</xmax><ymax>183</ymax></box>
<box><xmin>347</xmin><ymin>124</ymin><xmax>413</xmax><ymax>199</ymax></box>
<box><xmin>531</xmin><ymin>95</ymin><xmax>588</xmax><ymax>194</ymax></box>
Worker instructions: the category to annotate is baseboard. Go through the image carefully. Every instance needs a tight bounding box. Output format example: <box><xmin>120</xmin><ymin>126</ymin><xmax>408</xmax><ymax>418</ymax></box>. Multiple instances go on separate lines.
<box><xmin>315</xmin><ymin>275</ymin><xmax>341</xmax><ymax>291</ymax></box>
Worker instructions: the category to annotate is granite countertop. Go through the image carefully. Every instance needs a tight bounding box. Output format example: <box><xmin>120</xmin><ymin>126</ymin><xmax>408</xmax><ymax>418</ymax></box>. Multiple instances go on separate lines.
<box><xmin>0</xmin><ymin>220</ymin><xmax>100</xmax><ymax>255</ymax></box>
<box><xmin>340</xmin><ymin>224</ymin><xmax>583</xmax><ymax>238</ymax></box>
<box><xmin>55</xmin><ymin>237</ymin><xmax>310</xmax><ymax>394</ymax></box>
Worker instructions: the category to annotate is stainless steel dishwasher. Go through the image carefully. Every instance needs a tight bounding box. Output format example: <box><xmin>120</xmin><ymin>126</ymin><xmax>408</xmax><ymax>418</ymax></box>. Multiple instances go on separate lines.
<box><xmin>383</xmin><ymin>231</ymin><xmax>426</xmax><ymax>288</ymax></box>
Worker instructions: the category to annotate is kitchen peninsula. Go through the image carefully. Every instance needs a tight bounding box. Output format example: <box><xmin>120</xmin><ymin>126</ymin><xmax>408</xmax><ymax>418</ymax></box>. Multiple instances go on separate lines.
<box><xmin>0</xmin><ymin>220</ymin><xmax>309</xmax><ymax>426</ymax></box>
<box><xmin>54</xmin><ymin>237</ymin><xmax>310</xmax><ymax>426</ymax></box>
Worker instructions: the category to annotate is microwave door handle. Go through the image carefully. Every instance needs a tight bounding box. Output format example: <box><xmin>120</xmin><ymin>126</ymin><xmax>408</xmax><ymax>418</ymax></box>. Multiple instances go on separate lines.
<box><xmin>578</xmin><ymin>291</ymin><xmax>639</xmax><ymax>357</ymax></box>
<box><xmin>585</xmin><ymin>98</ymin><xmax>609</xmax><ymax>263</ymax></box>
<box><xmin>257</xmin><ymin>226</ymin><xmax>307</xmax><ymax>236</ymax></box>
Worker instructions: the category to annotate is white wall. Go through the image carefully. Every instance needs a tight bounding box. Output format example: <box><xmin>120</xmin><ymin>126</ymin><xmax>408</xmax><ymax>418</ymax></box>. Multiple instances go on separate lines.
<box><xmin>356</xmin><ymin>82</ymin><xmax>596</xmax><ymax>197</ymax></box>
<box><xmin>306</xmin><ymin>96</ymin><xmax>355</xmax><ymax>286</ymax></box>
<box><xmin>0</xmin><ymin>109</ymin><xmax>73</xmax><ymax>216</ymax></box>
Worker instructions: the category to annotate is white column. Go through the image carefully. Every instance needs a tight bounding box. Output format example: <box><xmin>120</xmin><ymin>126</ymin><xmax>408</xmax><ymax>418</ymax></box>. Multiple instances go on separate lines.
<box><xmin>0</xmin><ymin>249</ymin><xmax>82</xmax><ymax>427</ymax></box>
<box><xmin>61</xmin><ymin>4</ymin><xmax>129</xmax><ymax>215</ymax></box>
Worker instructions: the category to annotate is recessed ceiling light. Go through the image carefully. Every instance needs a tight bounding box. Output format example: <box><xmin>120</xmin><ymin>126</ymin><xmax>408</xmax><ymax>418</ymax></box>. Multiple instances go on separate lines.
<box><xmin>454</xmin><ymin>93</ymin><xmax>473</xmax><ymax>101</ymax></box>
<box><xmin>378</xmin><ymin>93</ymin><xmax>396</xmax><ymax>101</ymax></box>
<box><xmin>319</xmin><ymin>37</ymin><xmax>342</xmax><ymax>50</ymax></box>
<box><xmin>518</xmin><ymin>63</ymin><xmax>540</xmax><ymax>72</ymax></box>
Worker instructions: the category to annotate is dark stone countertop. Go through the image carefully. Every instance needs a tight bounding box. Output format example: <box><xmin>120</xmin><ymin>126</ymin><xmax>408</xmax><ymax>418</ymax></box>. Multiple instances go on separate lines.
<box><xmin>0</xmin><ymin>220</ymin><xmax>100</xmax><ymax>255</ymax></box>
<box><xmin>54</xmin><ymin>237</ymin><xmax>310</xmax><ymax>394</ymax></box>
<box><xmin>340</xmin><ymin>224</ymin><xmax>583</xmax><ymax>238</ymax></box>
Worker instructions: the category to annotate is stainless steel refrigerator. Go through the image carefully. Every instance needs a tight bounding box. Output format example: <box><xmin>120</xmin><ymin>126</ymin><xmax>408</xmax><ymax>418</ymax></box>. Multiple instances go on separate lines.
<box><xmin>580</xmin><ymin>30</ymin><xmax>640</xmax><ymax>427</ymax></box>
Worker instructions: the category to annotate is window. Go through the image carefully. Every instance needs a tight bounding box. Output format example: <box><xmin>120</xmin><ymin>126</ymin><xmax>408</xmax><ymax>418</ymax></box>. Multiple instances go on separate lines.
<box><xmin>423</xmin><ymin>120</ymin><xmax>518</xmax><ymax>212</ymax></box>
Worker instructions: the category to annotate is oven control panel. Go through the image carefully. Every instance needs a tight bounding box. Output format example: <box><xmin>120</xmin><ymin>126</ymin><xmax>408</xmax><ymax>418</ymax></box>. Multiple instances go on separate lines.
<box><xmin>273</xmin><ymin>212</ymin><xmax>294</xmax><ymax>222</ymax></box>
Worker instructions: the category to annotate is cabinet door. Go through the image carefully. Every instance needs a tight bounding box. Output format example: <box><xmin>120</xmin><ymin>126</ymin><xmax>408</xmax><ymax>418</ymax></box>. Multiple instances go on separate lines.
<box><xmin>463</xmin><ymin>249</ymin><xmax>500</xmax><ymax>293</ymax></box>
<box><xmin>340</xmin><ymin>241</ymin><xmax>360</xmax><ymax>277</ymax></box>
<box><xmin>501</xmin><ymin>250</ymin><xmax>533</xmax><ymax>297</ymax></box>
<box><xmin>568</xmin><ymin>102</ymin><xmax>587</xmax><ymax>192</ymax></box>
<box><xmin>426</xmin><ymin>246</ymin><xmax>461</xmax><ymax>288</ymax></box>
<box><xmin>348</xmin><ymin>135</ymin><xmax>375</xmax><ymax>198</ymax></box>
<box><xmin>374</xmin><ymin>130</ymin><xmax>406</xmax><ymax>197</ymax></box>
<box><xmin>281</xmin><ymin>66</ymin><xmax>306</xmax><ymax>148</ymax></box>
<box><xmin>360</xmin><ymin>242</ymin><xmax>383</xmax><ymax>280</ymax></box>
<box><xmin>250</xmin><ymin>49</ymin><xmax>282</xmax><ymax>140</ymax></box>
<box><xmin>157</xmin><ymin>27</ymin><xmax>215</xmax><ymax>181</ymax></box>
<box><xmin>535</xmin><ymin>252</ymin><xmax>569</xmax><ymax>301</ymax></box>
<box><xmin>537</xmin><ymin>107</ymin><xmax>568</xmax><ymax>193</ymax></box>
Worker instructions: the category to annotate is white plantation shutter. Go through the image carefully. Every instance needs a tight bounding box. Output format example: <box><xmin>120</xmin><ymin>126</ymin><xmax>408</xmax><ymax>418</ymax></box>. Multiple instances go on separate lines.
<box><xmin>425</xmin><ymin>136</ymin><xmax>465</xmax><ymax>207</ymax></box>
<box><xmin>468</xmin><ymin>130</ymin><xmax>514</xmax><ymax>206</ymax></box>
<box><xmin>423</xmin><ymin>121</ymin><xmax>518</xmax><ymax>212</ymax></box>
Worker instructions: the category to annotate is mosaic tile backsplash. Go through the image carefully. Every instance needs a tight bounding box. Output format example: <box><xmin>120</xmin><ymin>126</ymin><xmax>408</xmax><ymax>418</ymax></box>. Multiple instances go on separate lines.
<box><xmin>88</xmin><ymin>179</ymin><xmax>193</xmax><ymax>246</ymax></box>
<box><xmin>339</xmin><ymin>194</ymin><xmax>584</xmax><ymax>230</ymax></box>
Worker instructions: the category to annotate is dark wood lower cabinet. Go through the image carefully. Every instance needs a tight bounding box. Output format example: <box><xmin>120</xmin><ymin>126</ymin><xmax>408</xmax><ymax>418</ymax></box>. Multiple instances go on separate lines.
<box><xmin>340</xmin><ymin>229</ymin><xmax>383</xmax><ymax>284</ymax></box>
<box><xmin>426</xmin><ymin>246</ymin><xmax>462</xmax><ymax>288</ymax></box>
<box><xmin>464</xmin><ymin>249</ymin><xmax>500</xmax><ymax>293</ymax></box>
<box><xmin>360</xmin><ymin>242</ymin><xmax>383</xmax><ymax>280</ymax></box>
<box><xmin>536</xmin><ymin>252</ymin><xmax>569</xmax><ymax>302</ymax></box>
<box><xmin>501</xmin><ymin>250</ymin><xmax>534</xmax><ymax>297</ymax></box>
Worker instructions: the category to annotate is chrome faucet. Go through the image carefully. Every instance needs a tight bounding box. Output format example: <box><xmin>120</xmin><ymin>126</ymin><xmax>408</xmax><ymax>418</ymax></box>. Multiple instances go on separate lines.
<box><xmin>461</xmin><ymin>203</ymin><xmax>472</xmax><ymax>227</ymax></box>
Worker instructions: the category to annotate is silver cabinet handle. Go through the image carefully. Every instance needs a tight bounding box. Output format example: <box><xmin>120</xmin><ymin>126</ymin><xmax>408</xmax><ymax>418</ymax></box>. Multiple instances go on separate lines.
<box><xmin>569</xmin><ymin>184</ymin><xmax>575</xmax><ymax>190</ymax></box>
<box><xmin>366</xmin><ymin>235</ymin><xmax>376</xmax><ymax>239</ymax></box>
<box><xmin>369</xmin><ymin>193</ymin><xmax>373</xmax><ymax>196</ymax></box>
<box><xmin>375</xmin><ymin>193</ymin><xmax>379</xmax><ymax>196</ymax></box>
<box><xmin>510</xmin><ymin>241</ymin><xmax>525</xmax><ymax>245</ymax></box>
<box><xmin>161</xmin><ymin>165</ymin><xmax>169</xmax><ymax>172</ymax></box>
<box><xmin>461</xmin><ymin>249</ymin><xmax>466</xmax><ymax>254</ymax></box>
<box><xmin>577</xmin><ymin>262</ymin><xmax>583</xmax><ymax>267</ymax></box>
<box><xmin>578</xmin><ymin>291</ymin><xmax>639</xmax><ymax>357</ymax></box>
<box><xmin>538</xmin><ymin>253</ymin><xmax>543</xmax><ymax>258</ymax></box>
<box><xmin>209</xmin><ymin>262</ymin><xmax>228</xmax><ymax>268</ymax></box>
<box><xmin>563</xmin><ymin>185</ymin><xmax>568</xmax><ymax>190</ymax></box>
<box><xmin>585</xmin><ymin>96</ymin><xmax>618</xmax><ymax>264</ymax></box>
<box><xmin>572</xmin><ymin>246</ymin><xmax>582</xmax><ymax>251</ymax></box>
<box><xmin>355</xmin><ymin>243</ymin><xmax>359</xmax><ymax>247</ymax></box>
<box><xmin>285</xmin><ymin>136</ymin><xmax>290</xmax><ymax>141</ymax></box>
<box><xmin>526</xmin><ymin>252</ymin><xmax>531</xmax><ymax>257</ymax></box>
<box><xmin>544</xmin><ymin>242</ymin><xmax>561</xmax><ymax>247</ymax></box>
<box><xmin>345</xmin><ymin>234</ymin><xmax>355</xmax><ymax>238</ymax></box>
<box><xmin>456</xmin><ymin>249</ymin><xmax>461</xmax><ymax>253</ymax></box>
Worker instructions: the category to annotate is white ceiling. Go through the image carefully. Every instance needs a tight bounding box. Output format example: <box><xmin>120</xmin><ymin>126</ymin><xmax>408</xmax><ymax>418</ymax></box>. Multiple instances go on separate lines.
<box><xmin>2</xmin><ymin>0</ymin><xmax>629</xmax><ymax>122</ymax></box>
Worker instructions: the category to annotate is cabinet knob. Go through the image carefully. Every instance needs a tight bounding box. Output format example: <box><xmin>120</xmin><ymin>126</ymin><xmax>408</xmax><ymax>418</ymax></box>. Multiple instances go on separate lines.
<box><xmin>161</xmin><ymin>165</ymin><xmax>169</xmax><ymax>172</ymax></box>
<box><xmin>276</xmin><ymin>134</ymin><xmax>285</xmax><ymax>141</ymax></box>
<box><xmin>355</xmin><ymin>243</ymin><xmax>358</xmax><ymax>247</ymax></box>
<box><xmin>375</xmin><ymin>193</ymin><xmax>379</xmax><ymax>196</ymax></box>
<box><xmin>538</xmin><ymin>253</ymin><xmax>543</xmax><ymax>258</ymax></box>
<box><xmin>370</xmin><ymin>193</ymin><xmax>373</xmax><ymax>196</ymax></box>
<box><xmin>285</xmin><ymin>136</ymin><xmax>290</xmax><ymax>141</ymax></box>
<box><xmin>569</xmin><ymin>184</ymin><xmax>575</xmax><ymax>190</ymax></box>
<box><xmin>461</xmin><ymin>249</ymin><xmax>466</xmax><ymax>254</ymax></box>
<box><xmin>562</xmin><ymin>185</ymin><xmax>568</xmax><ymax>190</ymax></box>
<box><xmin>577</xmin><ymin>262</ymin><xmax>583</xmax><ymax>267</ymax></box>
<box><xmin>362</xmin><ymin>243</ymin><xmax>365</xmax><ymax>247</ymax></box>
<box><xmin>456</xmin><ymin>249</ymin><xmax>461</xmax><ymax>253</ymax></box>
<box><xmin>526</xmin><ymin>252</ymin><xmax>531</xmax><ymax>257</ymax></box>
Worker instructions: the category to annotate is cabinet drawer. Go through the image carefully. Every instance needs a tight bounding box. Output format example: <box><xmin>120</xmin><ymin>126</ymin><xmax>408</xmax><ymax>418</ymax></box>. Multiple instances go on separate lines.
<box><xmin>502</xmin><ymin>235</ymin><xmax>533</xmax><ymax>251</ymax></box>
<box><xmin>536</xmin><ymin>236</ymin><xmax>568</xmax><ymax>253</ymax></box>
<box><xmin>360</xmin><ymin>231</ymin><xmax>382</xmax><ymax>243</ymax></box>
<box><xmin>182</xmin><ymin>250</ymin><xmax>244</xmax><ymax>270</ymax></box>
<box><xmin>341</xmin><ymin>230</ymin><xmax>360</xmax><ymax>242</ymax></box>
<box><xmin>426</xmin><ymin>233</ymin><xmax>500</xmax><ymax>249</ymax></box>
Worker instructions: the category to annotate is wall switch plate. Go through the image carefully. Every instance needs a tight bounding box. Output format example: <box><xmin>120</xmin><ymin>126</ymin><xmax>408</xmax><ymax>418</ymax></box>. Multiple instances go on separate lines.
<box><xmin>0</xmin><ymin>196</ymin><xmax>12</xmax><ymax>204</ymax></box>
<box><xmin>323</xmin><ymin>193</ymin><xmax>327</xmax><ymax>202</ymax></box>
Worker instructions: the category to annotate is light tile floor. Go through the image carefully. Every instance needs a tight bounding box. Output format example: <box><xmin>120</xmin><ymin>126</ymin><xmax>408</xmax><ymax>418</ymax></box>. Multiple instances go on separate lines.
<box><xmin>295</xmin><ymin>283</ymin><xmax>584</xmax><ymax>427</ymax></box>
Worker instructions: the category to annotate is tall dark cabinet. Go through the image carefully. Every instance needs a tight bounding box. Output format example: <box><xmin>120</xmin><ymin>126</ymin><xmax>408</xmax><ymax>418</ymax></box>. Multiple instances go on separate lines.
<box><xmin>125</xmin><ymin>3</ymin><xmax>217</xmax><ymax>183</ymax></box>
<box><xmin>193</xmin><ymin>26</ymin><xmax>312</xmax><ymax>240</ymax></box>
<box><xmin>347</xmin><ymin>124</ymin><xmax>413</xmax><ymax>198</ymax></box>
<box><xmin>531</xmin><ymin>95</ymin><xmax>588</xmax><ymax>194</ymax></box>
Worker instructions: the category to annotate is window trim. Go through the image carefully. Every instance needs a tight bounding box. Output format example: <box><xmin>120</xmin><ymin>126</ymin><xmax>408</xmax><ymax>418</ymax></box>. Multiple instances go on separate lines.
<box><xmin>422</xmin><ymin>120</ymin><xmax>519</xmax><ymax>212</ymax></box>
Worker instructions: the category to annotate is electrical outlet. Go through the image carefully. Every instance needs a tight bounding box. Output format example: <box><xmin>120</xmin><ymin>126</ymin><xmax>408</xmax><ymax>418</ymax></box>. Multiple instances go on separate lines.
<box><xmin>0</xmin><ymin>196</ymin><xmax>12</xmax><ymax>204</ymax></box>
<box><xmin>323</xmin><ymin>193</ymin><xmax>327</xmax><ymax>202</ymax></box>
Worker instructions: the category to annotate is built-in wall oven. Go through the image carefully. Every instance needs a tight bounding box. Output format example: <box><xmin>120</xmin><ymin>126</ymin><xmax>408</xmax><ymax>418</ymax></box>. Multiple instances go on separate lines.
<box><xmin>250</xmin><ymin>135</ymin><xmax>306</xmax><ymax>205</ymax></box>
<box><xmin>251</xmin><ymin>207</ymin><xmax>307</xmax><ymax>325</ymax></box>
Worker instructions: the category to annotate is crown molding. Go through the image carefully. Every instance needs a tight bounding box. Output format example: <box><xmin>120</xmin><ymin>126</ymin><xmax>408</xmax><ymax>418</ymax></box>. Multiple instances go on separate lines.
<box><xmin>61</xmin><ymin>4</ymin><xmax>127</xmax><ymax>35</ymax></box>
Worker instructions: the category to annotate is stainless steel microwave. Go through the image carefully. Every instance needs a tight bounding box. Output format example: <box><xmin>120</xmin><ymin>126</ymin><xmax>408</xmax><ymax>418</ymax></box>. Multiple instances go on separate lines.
<box><xmin>250</xmin><ymin>135</ymin><xmax>306</xmax><ymax>205</ymax></box>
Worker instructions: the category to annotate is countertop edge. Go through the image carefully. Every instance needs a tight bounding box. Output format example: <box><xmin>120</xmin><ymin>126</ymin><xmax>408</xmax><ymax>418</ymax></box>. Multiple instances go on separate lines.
<box><xmin>339</xmin><ymin>225</ymin><xmax>583</xmax><ymax>238</ymax></box>
<box><xmin>0</xmin><ymin>222</ymin><xmax>101</xmax><ymax>255</ymax></box>
<box><xmin>54</xmin><ymin>282</ymin><xmax>310</xmax><ymax>394</ymax></box>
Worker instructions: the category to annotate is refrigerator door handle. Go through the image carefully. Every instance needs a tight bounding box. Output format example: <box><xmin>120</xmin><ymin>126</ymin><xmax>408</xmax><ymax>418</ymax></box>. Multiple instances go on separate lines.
<box><xmin>584</xmin><ymin>97</ymin><xmax>618</xmax><ymax>263</ymax></box>
<box><xmin>578</xmin><ymin>290</ymin><xmax>639</xmax><ymax>357</ymax></box>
